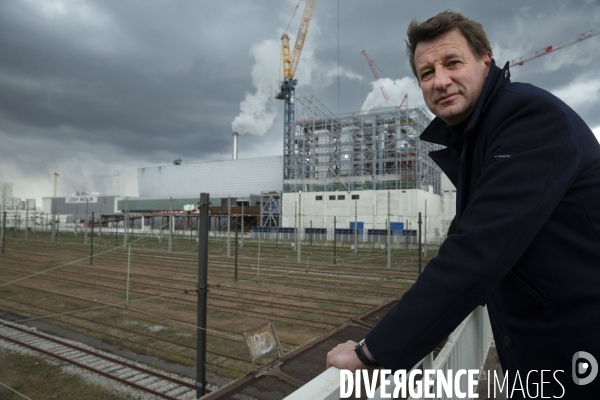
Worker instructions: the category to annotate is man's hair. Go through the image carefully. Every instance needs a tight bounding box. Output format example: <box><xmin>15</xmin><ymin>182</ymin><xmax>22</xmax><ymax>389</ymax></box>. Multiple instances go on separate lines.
<box><xmin>406</xmin><ymin>11</ymin><xmax>492</xmax><ymax>78</ymax></box>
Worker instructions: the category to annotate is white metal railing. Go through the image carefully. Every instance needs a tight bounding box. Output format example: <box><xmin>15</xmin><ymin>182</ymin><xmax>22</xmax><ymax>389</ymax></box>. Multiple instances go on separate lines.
<box><xmin>284</xmin><ymin>306</ymin><xmax>493</xmax><ymax>400</ymax></box>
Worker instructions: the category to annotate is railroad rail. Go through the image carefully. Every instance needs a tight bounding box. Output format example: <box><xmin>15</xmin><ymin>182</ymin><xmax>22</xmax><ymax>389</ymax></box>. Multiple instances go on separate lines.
<box><xmin>0</xmin><ymin>318</ymin><xmax>202</xmax><ymax>399</ymax></box>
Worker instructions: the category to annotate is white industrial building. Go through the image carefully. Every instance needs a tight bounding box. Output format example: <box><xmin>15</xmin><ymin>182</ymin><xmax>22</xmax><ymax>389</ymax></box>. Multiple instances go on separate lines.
<box><xmin>131</xmin><ymin>104</ymin><xmax>457</xmax><ymax>242</ymax></box>
<box><xmin>137</xmin><ymin>156</ymin><xmax>283</xmax><ymax>199</ymax></box>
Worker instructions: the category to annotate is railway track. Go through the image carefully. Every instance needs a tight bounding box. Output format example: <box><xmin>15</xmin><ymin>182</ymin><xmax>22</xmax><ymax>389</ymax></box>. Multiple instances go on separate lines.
<box><xmin>0</xmin><ymin>235</ymin><xmax>422</xmax><ymax>384</ymax></box>
<box><xmin>0</xmin><ymin>318</ymin><xmax>201</xmax><ymax>399</ymax></box>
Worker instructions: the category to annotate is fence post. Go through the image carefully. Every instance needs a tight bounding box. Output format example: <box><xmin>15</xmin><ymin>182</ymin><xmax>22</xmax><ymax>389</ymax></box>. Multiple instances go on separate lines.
<box><xmin>25</xmin><ymin>203</ymin><xmax>29</xmax><ymax>240</ymax></box>
<box><xmin>333</xmin><ymin>216</ymin><xmax>337</xmax><ymax>265</ymax></box>
<box><xmin>1</xmin><ymin>212</ymin><xmax>6</xmax><ymax>253</ymax></box>
<box><xmin>227</xmin><ymin>196</ymin><xmax>231</xmax><ymax>257</ymax></box>
<box><xmin>168</xmin><ymin>198</ymin><xmax>173</xmax><ymax>253</ymax></box>
<box><xmin>235</xmin><ymin>222</ymin><xmax>239</xmax><ymax>282</ymax></box>
<box><xmin>297</xmin><ymin>193</ymin><xmax>301</xmax><ymax>263</ymax></box>
<box><xmin>196</xmin><ymin>193</ymin><xmax>210</xmax><ymax>399</ymax></box>
<box><xmin>90</xmin><ymin>212</ymin><xmax>95</xmax><ymax>265</ymax></box>
<box><xmin>84</xmin><ymin>200</ymin><xmax>89</xmax><ymax>245</ymax></box>
<box><xmin>418</xmin><ymin>212</ymin><xmax>422</xmax><ymax>274</ymax></box>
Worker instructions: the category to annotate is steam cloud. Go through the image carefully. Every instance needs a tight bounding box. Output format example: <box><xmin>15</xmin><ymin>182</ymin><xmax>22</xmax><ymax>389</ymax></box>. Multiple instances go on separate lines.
<box><xmin>231</xmin><ymin>39</ymin><xmax>280</xmax><ymax>136</ymax></box>
<box><xmin>232</xmin><ymin>16</ymin><xmax>363</xmax><ymax>137</ymax></box>
<box><xmin>361</xmin><ymin>76</ymin><xmax>424</xmax><ymax>112</ymax></box>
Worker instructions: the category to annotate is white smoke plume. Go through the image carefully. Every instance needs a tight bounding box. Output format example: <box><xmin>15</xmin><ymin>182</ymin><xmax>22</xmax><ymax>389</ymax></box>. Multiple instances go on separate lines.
<box><xmin>361</xmin><ymin>76</ymin><xmax>425</xmax><ymax>112</ymax></box>
<box><xmin>231</xmin><ymin>39</ymin><xmax>280</xmax><ymax>136</ymax></box>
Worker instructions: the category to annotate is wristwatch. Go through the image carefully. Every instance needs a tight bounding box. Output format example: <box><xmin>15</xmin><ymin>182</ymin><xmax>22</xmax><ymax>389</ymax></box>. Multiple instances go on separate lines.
<box><xmin>354</xmin><ymin>339</ymin><xmax>378</xmax><ymax>367</ymax></box>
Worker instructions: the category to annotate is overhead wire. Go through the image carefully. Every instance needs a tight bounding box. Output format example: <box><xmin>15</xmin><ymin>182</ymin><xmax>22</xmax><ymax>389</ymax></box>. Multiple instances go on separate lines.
<box><xmin>0</xmin><ymin>381</ymin><xmax>33</xmax><ymax>400</ymax></box>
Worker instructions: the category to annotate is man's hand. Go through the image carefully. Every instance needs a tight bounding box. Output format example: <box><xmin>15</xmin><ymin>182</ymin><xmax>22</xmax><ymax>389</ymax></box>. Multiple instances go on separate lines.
<box><xmin>327</xmin><ymin>340</ymin><xmax>376</xmax><ymax>370</ymax></box>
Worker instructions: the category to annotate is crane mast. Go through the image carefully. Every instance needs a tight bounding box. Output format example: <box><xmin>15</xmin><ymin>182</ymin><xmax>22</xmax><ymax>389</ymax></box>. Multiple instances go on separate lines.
<box><xmin>276</xmin><ymin>0</ymin><xmax>317</xmax><ymax>180</ymax></box>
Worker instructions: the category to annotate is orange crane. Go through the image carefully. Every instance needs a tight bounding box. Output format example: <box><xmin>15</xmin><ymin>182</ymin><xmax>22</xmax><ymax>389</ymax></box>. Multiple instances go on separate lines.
<box><xmin>279</xmin><ymin>0</ymin><xmax>317</xmax><ymax>84</ymax></box>
<box><xmin>399</xmin><ymin>93</ymin><xmax>408</xmax><ymax>108</ymax></box>
<box><xmin>361</xmin><ymin>49</ymin><xmax>390</xmax><ymax>102</ymax></box>
<box><xmin>276</xmin><ymin>0</ymin><xmax>317</xmax><ymax>179</ymax></box>
<box><xmin>510</xmin><ymin>28</ymin><xmax>599</xmax><ymax>67</ymax></box>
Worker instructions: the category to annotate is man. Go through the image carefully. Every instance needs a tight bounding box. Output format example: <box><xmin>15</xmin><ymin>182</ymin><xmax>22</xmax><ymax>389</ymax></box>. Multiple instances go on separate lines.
<box><xmin>327</xmin><ymin>11</ymin><xmax>600</xmax><ymax>398</ymax></box>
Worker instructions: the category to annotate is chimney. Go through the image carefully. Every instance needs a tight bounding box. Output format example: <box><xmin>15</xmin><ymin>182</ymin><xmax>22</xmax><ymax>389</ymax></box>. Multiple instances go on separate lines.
<box><xmin>232</xmin><ymin>131</ymin><xmax>238</xmax><ymax>160</ymax></box>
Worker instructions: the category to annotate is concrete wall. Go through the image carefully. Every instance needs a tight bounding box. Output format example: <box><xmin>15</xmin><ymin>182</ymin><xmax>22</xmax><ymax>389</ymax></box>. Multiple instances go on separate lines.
<box><xmin>282</xmin><ymin>187</ymin><xmax>444</xmax><ymax>242</ymax></box>
<box><xmin>137</xmin><ymin>156</ymin><xmax>283</xmax><ymax>199</ymax></box>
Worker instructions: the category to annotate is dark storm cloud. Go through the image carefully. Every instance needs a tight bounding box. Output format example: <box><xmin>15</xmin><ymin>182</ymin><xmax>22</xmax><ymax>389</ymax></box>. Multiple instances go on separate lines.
<box><xmin>1</xmin><ymin>0</ymin><xmax>599</xmax><ymax>201</ymax></box>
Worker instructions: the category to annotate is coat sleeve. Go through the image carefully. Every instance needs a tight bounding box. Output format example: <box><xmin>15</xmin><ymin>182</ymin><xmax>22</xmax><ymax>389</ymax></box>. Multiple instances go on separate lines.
<box><xmin>365</xmin><ymin>90</ymin><xmax>581</xmax><ymax>371</ymax></box>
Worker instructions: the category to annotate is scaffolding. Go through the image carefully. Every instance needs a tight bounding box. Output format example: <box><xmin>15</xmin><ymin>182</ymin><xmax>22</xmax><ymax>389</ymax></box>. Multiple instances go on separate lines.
<box><xmin>283</xmin><ymin>104</ymin><xmax>443</xmax><ymax>194</ymax></box>
<box><xmin>259</xmin><ymin>191</ymin><xmax>281</xmax><ymax>227</ymax></box>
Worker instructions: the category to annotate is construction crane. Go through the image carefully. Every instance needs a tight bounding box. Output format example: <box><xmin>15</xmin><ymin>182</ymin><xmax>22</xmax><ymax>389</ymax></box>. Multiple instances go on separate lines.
<box><xmin>53</xmin><ymin>172</ymin><xmax>59</xmax><ymax>197</ymax></box>
<box><xmin>399</xmin><ymin>93</ymin><xmax>408</xmax><ymax>108</ymax></box>
<box><xmin>510</xmin><ymin>28</ymin><xmax>599</xmax><ymax>67</ymax></box>
<box><xmin>361</xmin><ymin>50</ymin><xmax>390</xmax><ymax>102</ymax></box>
<box><xmin>276</xmin><ymin>0</ymin><xmax>317</xmax><ymax>179</ymax></box>
<box><xmin>362</xmin><ymin>50</ymin><xmax>408</xmax><ymax>108</ymax></box>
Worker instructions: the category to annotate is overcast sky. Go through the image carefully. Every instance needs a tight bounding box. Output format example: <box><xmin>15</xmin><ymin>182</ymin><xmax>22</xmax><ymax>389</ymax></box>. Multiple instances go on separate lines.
<box><xmin>1</xmin><ymin>0</ymin><xmax>599</xmax><ymax>204</ymax></box>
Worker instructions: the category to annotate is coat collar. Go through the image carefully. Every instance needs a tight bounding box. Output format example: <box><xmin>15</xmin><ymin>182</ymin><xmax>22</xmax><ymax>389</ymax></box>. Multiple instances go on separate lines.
<box><xmin>419</xmin><ymin>59</ymin><xmax>511</xmax><ymax>146</ymax></box>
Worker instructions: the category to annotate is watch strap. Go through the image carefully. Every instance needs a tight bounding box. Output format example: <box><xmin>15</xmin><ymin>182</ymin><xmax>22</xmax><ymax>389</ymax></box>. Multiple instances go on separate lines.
<box><xmin>354</xmin><ymin>340</ymin><xmax>378</xmax><ymax>367</ymax></box>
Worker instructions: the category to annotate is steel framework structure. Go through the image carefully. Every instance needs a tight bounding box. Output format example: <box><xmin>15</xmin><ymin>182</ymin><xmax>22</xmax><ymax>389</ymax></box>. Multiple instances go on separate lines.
<box><xmin>260</xmin><ymin>191</ymin><xmax>282</xmax><ymax>227</ymax></box>
<box><xmin>283</xmin><ymin>105</ymin><xmax>442</xmax><ymax>194</ymax></box>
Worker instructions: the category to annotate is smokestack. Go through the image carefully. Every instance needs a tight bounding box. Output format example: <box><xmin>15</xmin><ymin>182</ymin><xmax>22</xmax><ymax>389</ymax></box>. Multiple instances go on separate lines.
<box><xmin>232</xmin><ymin>132</ymin><xmax>238</xmax><ymax>160</ymax></box>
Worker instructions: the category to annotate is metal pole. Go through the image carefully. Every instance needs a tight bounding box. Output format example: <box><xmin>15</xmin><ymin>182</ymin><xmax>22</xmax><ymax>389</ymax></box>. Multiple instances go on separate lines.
<box><xmin>90</xmin><ymin>212</ymin><xmax>94</xmax><ymax>265</ymax></box>
<box><xmin>196</xmin><ymin>193</ymin><xmax>210</xmax><ymax>398</ymax></box>
<box><xmin>25</xmin><ymin>202</ymin><xmax>29</xmax><ymax>240</ymax></box>
<box><xmin>114</xmin><ymin>216</ymin><xmax>118</xmax><ymax>247</ymax></box>
<box><xmin>310</xmin><ymin>220</ymin><xmax>313</xmax><ymax>246</ymax></box>
<box><xmin>418</xmin><ymin>212</ymin><xmax>422</xmax><ymax>274</ymax></box>
<box><xmin>227</xmin><ymin>196</ymin><xmax>231</xmax><ymax>257</ymax></box>
<box><xmin>297</xmin><ymin>193</ymin><xmax>301</xmax><ymax>263</ymax></box>
<box><xmin>387</xmin><ymin>192</ymin><xmax>391</xmax><ymax>269</ymax></box>
<box><xmin>354</xmin><ymin>201</ymin><xmax>358</xmax><ymax>254</ymax></box>
<box><xmin>168</xmin><ymin>198</ymin><xmax>173</xmax><ymax>253</ymax></box>
<box><xmin>234</xmin><ymin>222</ymin><xmax>238</xmax><ymax>282</ymax></box>
<box><xmin>404</xmin><ymin>218</ymin><xmax>408</xmax><ymax>249</ymax></box>
<box><xmin>2</xmin><ymin>212</ymin><xmax>6</xmax><ymax>253</ymax></box>
<box><xmin>333</xmin><ymin>216</ymin><xmax>337</xmax><ymax>265</ymax></box>
<box><xmin>99</xmin><ymin>204</ymin><xmax>102</xmax><ymax>237</ymax></box>
<box><xmin>75</xmin><ymin>205</ymin><xmax>79</xmax><ymax>236</ymax></box>
<box><xmin>0</xmin><ymin>185</ymin><xmax>4</xmax><ymax>243</ymax></box>
<box><xmin>241</xmin><ymin>202</ymin><xmax>244</xmax><ymax>248</ymax></box>
<box><xmin>123</xmin><ymin>198</ymin><xmax>129</xmax><ymax>247</ymax></box>
<box><xmin>84</xmin><ymin>200</ymin><xmax>89</xmax><ymax>245</ymax></box>
<box><xmin>126</xmin><ymin>244</ymin><xmax>131</xmax><ymax>308</ymax></box>
<box><xmin>294</xmin><ymin>202</ymin><xmax>297</xmax><ymax>253</ymax></box>
<box><xmin>50</xmin><ymin>212</ymin><xmax>54</xmax><ymax>241</ymax></box>
<box><xmin>424</xmin><ymin>199</ymin><xmax>428</xmax><ymax>258</ymax></box>
<box><xmin>256</xmin><ymin>234</ymin><xmax>261</xmax><ymax>283</ymax></box>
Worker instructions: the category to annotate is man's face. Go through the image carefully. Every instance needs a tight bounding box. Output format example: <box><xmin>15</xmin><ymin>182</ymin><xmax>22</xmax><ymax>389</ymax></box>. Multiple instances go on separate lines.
<box><xmin>414</xmin><ymin>28</ymin><xmax>492</xmax><ymax>126</ymax></box>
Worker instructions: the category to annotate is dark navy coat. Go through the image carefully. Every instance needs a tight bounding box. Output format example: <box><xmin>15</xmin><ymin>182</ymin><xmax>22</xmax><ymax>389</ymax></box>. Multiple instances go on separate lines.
<box><xmin>365</xmin><ymin>60</ymin><xmax>600</xmax><ymax>398</ymax></box>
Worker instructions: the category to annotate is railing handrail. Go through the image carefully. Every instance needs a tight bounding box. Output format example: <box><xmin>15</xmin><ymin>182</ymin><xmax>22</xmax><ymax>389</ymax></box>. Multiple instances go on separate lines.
<box><xmin>283</xmin><ymin>306</ymin><xmax>492</xmax><ymax>400</ymax></box>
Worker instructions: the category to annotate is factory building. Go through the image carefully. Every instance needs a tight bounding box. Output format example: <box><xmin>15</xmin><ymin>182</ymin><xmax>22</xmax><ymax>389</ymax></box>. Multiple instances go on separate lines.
<box><xmin>281</xmin><ymin>105</ymin><xmax>453</xmax><ymax>242</ymax></box>
<box><xmin>42</xmin><ymin>192</ymin><xmax>119</xmax><ymax>216</ymax></box>
<box><xmin>129</xmin><ymin>104</ymin><xmax>455</xmax><ymax>242</ymax></box>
